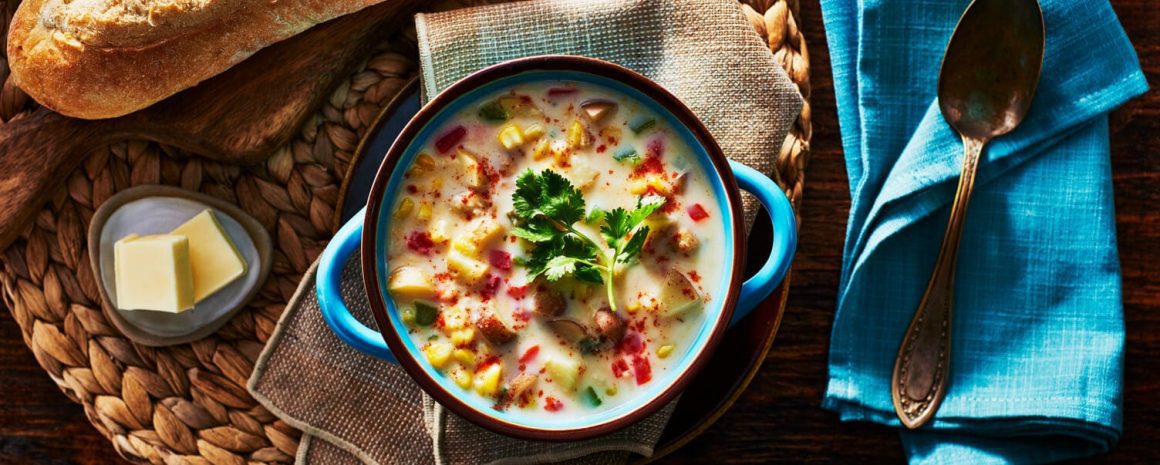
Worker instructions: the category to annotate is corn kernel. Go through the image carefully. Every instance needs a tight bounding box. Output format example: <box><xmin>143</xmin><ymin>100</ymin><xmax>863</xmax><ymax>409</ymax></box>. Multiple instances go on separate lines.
<box><xmin>410</xmin><ymin>153</ymin><xmax>435</xmax><ymax>176</ymax></box>
<box><xmin>497</xmin><ymin>124</ymin><xmax>526</xmax><ymax>150</ymax></box>
<box><xmin>451</xmin><ymin>328</ymin><xmax>476</xmax><ymax>346</ymax></box>
<box><xmin>532</xmin><ymin>138</ymin><xmax>551</xmax><ymax>160</ymax></box>
<box><xmin>566</xmin><ymin>120</ymin><xmax>589</xmax><ymax>148</ymax></box>
<box><xmin>626</xmin><ymin>298</ymin><xmax>641</xmax><ymax>313</ymax></box>
<box><xmin>395</xmin><ymin>198</ymin><xmax>414</xmax><ymax>218</ymax></box>
<box><xmin>417</xmin><ymin>202</ymin><xmax>432</xmax><ymax>220</ymax></box>
<box><xmin>629</xmin><ymin>179</ymin><xmax>649</xmax><ymax>195</ymax></box>
<box><xmin>415</xmin><ymin>153</ymin><xmax>436</xmax><ymax>170</ymax></box>
<box><xmin>657</xmin><ymin>344</ymin><xmax>675</xmax><ymax>359</ymax></box>
<box><xmin>453</xmin><ymin>349</ymin><xmax>476</xmax><ymax>366</ymax></box>
<box><xmin>474</xmin><ymin>364</ymin><xmax>503</xmax><ymax>397</ymax></box>
<box><xmin>523</xmin><ymin>123</ymin><xmax>545</xmax><ymax>140</ymax></box>
<box><xmin>646</xmin><ymin>174</ymin><xmax>671</xmax><ymax>195</ymax></box>
<box><xmin>451</xmin><ymin>367</ymin><xmax>474</xmax><ymax>389</ymax></box>
<box><xmin>605</xmin><ymin>385</ymin><xmax>618</xmax><ymax>396</ymax></box>
<box><xmin>424</xmin><ymin>342</ymin><xmax>454</xmax><ymax>369</ymax></box>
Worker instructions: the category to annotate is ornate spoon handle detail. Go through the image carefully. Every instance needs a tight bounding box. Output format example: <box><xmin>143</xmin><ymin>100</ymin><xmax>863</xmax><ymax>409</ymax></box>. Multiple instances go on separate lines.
<box><xmin>891</xmin><ymin>135</ymin><xmax>985</xmax><ymax>429</ymax></box>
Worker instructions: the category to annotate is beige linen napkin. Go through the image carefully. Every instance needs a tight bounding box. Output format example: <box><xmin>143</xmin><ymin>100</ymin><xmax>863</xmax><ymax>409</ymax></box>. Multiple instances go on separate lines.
<box><xmin>249</xmin><ymin>0</ymin><xmax>802</xmax><ymax>463</ymax></box>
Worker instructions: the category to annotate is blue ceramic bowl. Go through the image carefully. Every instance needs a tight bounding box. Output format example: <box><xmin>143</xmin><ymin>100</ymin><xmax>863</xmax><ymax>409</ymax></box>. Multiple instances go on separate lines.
<box><xmin>316</xmin><ymin>56</ymin><xmax>796</xmax><ymax>441</ymax></box>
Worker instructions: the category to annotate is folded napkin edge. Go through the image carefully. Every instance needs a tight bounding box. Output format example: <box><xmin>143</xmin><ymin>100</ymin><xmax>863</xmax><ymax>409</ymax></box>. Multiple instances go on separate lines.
<box><xmin>822</xmin><ymin>372</ymin><xmax>1124</xmax><ymax>434</ymax></box>
<box><xmin>245</xmin><ymin>259</ymin><xmax>385</xmax><ymax>465</ymax></box>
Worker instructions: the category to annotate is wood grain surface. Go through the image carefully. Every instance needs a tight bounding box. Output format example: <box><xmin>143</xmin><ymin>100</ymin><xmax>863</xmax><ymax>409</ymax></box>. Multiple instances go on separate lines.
<box><xmin>1</xmin><ymin>1</ymin><xmax>1156</xmax><ymax>464</ymax></box>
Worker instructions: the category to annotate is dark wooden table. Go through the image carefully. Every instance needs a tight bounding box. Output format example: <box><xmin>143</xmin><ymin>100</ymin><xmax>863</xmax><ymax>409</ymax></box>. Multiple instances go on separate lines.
<box><xmin>1</xmin><ymin>1</ymin><xmax>1156</xmax><ymax>464</ymax></box>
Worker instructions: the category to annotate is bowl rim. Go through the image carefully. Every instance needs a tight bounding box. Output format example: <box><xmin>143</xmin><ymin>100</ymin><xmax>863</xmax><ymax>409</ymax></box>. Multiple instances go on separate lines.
<box><xmin>360</xmin><ymin>55</ymin><xmax>747</xmax><ymax>441</ymax></box>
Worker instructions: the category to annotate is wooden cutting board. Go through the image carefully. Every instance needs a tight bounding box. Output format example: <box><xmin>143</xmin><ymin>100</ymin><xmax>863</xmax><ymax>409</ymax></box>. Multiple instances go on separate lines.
<box><xmin>0</xmin><ymin>0</ymin><xmax>421</xmax><ymax>251</ymax></box>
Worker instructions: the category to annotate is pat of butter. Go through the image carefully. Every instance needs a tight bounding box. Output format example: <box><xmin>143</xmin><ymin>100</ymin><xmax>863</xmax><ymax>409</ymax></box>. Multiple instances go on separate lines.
<box><xmin>170</xmin><ymin>210</ymin><xmax>247</xmax><ymax>302</ymax></box>
<box><xmin>114</xmin><ymin>234</ymin><xmax>195</xmax><ymax>313</ymax></box>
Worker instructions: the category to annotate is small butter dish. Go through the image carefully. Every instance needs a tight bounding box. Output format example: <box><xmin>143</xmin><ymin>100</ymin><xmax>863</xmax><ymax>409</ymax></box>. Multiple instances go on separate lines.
<box><xmin>88</xmin><ymin>186</ymin><xmax>272</xmax><ymax>346</ymax></box>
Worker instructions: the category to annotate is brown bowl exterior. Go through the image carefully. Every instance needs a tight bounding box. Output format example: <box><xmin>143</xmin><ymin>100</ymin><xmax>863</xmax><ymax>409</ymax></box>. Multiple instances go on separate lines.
<box><xmin>360</xmin><ymin>55</ymin><xmax>748</xmax><ymax>441</ymax></box>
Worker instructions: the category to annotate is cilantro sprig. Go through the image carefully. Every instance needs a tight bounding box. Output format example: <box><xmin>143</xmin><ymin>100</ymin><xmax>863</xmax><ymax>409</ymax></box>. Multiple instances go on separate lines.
<box><xmin>512</xmin><ymin>169</ymin><xmax>665</xmax><ymax>311</ymax></box>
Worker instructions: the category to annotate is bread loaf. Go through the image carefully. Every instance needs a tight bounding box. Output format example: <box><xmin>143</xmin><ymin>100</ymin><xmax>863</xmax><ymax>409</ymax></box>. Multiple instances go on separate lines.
<box><xmin>7</xmin><ymin>0</ymin><xmax>392</xmax><ymax>119</ymax></box>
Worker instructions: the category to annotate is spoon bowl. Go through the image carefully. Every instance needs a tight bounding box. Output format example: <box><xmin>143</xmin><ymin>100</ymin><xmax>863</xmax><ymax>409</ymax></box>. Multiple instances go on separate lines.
<box><xmin>891</xmin><ymin>0</ymin><xmax>1045</xmax><ymax>429</ymax></box>
<box><xmin>938</xmin><ymin>0</ymin><xmax>1045</xmax><ymax>140</ymax></box>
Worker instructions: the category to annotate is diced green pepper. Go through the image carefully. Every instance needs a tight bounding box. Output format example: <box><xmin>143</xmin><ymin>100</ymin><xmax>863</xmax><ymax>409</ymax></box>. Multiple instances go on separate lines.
<box><xmin>613</xmin><ymin>147</ymin><xmax>640</xmax><ymax>164</ymax></box>
<box><xmin>629</xmin><ymin>116</ymin><xmax>656</xmax><ymax>134</ymax></box>
<box><xmin>578</xmin><ymin>337</ymin><xmax>603</xmax><ymax>355</ymax></box>
<box><xmin>582</xmin><ymin>386</ymin><xmax>603</xmax><ymax>407</ymax></box>
<box><xmin>478</xmin><ymin>100</ymin><xmax>508</xmax><ymax>122</ymax></box>
<box><xmin>414</xmin><ymin>301</ymin><xmax>438</xmax><ymax>326</ymax></box>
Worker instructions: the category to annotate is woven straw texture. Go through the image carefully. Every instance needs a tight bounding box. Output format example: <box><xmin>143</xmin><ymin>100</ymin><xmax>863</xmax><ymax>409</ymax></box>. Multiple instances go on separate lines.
<box><xmin>0</xmin><ymin>0</ymin><xmax>811</xmax><ymax>464</ymax></box>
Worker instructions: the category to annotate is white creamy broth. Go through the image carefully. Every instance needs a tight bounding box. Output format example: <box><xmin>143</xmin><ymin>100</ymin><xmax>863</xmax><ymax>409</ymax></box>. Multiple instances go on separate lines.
<box><xmin>384</xmin><ymin>80</ymin><xmax>726</xmax><ymax>419</ymax></box>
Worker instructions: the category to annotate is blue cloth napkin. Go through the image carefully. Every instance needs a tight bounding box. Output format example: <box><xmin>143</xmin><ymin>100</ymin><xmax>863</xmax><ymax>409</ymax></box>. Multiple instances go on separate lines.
<box><xmin>817</xmin><ymin>0</ymin><xmax>1148</xmax><ymax>463</ymax></box>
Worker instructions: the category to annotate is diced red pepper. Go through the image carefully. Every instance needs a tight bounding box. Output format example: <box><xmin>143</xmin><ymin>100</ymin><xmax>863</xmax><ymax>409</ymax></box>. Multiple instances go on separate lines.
<box><xmin>488</xmin><ymin>250</ymin><xmax>512</xmax><ymax>271</ymax></box>
<box><xmin>405</xmin><ymin>231</ymin><xmax>435</xmax><ymax>255</ymax></box>
<box><xmin>631</xmin><ymin>155</ymin><xmax>664</xmax><ymax>178</ymax></box>
<box><xmin>687</xmin><ymin>203</ymin><xmax>709</xmax><ymax>222</ymax></box>
<box><xmin>434</xmin><ymin>125</ymin><xmax>466</xmax><ymax>153</ymax></box>
<box><xmin>519</xmin><ymin>345</ymin><xmax>540</xmax><ymax>364</ymax></box>
<box><xmin>646</xmin><ymin>137</ymin><xmax>664</xmax><ymax>158</ymax></box>
<box><xmin>632</xmin><ymin>355</ymin><xmax>652</xmax><ymax>385</ymax></box>
<box><xmin>547</xmin><ymin>87</ymin><xmax>578</xmax><ymax>97</ymax></box>
<box><xmin>506</xmin><ymin>285</ymin><xmax>528</xmax><ymax>299</ymax></box>
<box><xmin>611</xmin><ymin>359</ymin><xmax>630</xmax><ymax>378</ymax></box>
<box><xmin>477</xmin><ymin>355</ymin><xmax>501</xmax><ymax>371</ymax></box>
<box><xmin>544</xmin><ymin>397</ymin><xmax>564</xmax><ymax>412</ymax></box>
<box><xmin>479</xmin><ymin>274</ymin><xmax>503</xmax><ymax>301</ymax></box>
<box><xmin>616</xmin><ymin>331</ymin><xmax>645</xmax><ymax>355</ymax></box>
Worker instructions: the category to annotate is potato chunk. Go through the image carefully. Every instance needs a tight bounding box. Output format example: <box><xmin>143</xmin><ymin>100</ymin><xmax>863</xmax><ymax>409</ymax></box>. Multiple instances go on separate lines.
<box><xmin>387</xmin><ymin>266</ymin><xmax>434</xmax><ymax>299</ymax></box>
<box><xmin>566</xmin><ymin>161</ymin><xmax>600</xmax><ymax>191</ymax></box>
<box><xmin>447</xmin><ymin>249</ymin><xmax>489</xmax><ymax>283</ymax></box>
<box><xmin>545</xmin><ymin>356</ymin><xmax>582</xmax><ymax>391</ymax></box>
<box><xmin>452</xmin><ymin>217</ymin><xmax>505</xmax><ymax>257</ymax></box>
<box><xmin>457</xmin><ymin>150</ymin><xmax>484</xmax><ymax>189</ymax></box>
<box><xmin>659</xmin><ymin>268</ymin><xmax>704</xmax><ymax>315</ymax></box>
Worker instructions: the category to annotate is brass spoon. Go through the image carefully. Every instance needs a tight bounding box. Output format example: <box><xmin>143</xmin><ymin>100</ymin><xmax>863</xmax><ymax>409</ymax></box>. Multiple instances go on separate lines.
<box><xmin>891</xmin><ymin>0</ymin><xmax>1044</xmax><ymax>429</ymax></box>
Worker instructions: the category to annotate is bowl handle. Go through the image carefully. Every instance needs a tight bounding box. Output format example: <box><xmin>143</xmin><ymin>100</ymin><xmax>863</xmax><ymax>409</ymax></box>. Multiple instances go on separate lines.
<box><xmin>317</xmin><ymin>206</ymin><xmax>397</xmax><ymax>362</ymax></box>
<box><xmin>729</xmin><ymin>160</ymin><xmax>798</xmax><ymax>326</ymax></box>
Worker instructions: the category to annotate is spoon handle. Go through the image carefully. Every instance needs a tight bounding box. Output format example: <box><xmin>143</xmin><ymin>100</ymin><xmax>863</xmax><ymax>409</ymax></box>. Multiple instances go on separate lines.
<box><xmin>891</xmin><ymin>135</ymin><xmax>985</xmax><ymax>429</ymax></box>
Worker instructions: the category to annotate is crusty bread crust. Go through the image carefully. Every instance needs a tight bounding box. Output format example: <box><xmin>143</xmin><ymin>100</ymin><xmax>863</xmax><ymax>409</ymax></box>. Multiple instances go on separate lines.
<box><xmin>7</xmin><ymin>0</ymin><xmax>389</xmax><ymax>119</ymax></box>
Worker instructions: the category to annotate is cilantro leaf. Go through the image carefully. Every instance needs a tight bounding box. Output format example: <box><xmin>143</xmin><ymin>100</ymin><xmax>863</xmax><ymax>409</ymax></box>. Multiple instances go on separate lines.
<box><xmin>586</xmin><ymin>208</ymin><xmax>606</xmax><ymax>224</ymax></box>
<box><xmin>573</xmin><ymin>265</ymin><xmax>604</xmax><ymax>284</ymax></box>
<box><xmin>630</xmin><ymin>195</ymin><xmax>666</xmax><ymax>226</ymax></box>
<box><xmin>513</xmin><ymin>169</ymin><xmax>586</xmax><ymax>226</ymax></box>
<box><xmin>620</xmin><ymin>225</ymin><xmax>650</xmax><ymax>262</ymax></box>
<box><xmin>511</xmin><ymin>169</ymin><xmax>663</xmax><ymax>311</ymax></box>
<box><xmin>511</xmin><ymin>220</ymin><xmax>556</xmax><ymax>243</ymax></box>
<box><xmin>599</xmin><ymin>207</ymin><xmax>630</xmax><ymax>248</ymax></box>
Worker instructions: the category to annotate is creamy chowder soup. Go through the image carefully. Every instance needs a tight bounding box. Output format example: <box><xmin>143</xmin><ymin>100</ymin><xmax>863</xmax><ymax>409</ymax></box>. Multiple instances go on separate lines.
<box><xmin>384</xmin><ymin>80</ymin><xmax>726</xmax><ymax>419</ymax></box>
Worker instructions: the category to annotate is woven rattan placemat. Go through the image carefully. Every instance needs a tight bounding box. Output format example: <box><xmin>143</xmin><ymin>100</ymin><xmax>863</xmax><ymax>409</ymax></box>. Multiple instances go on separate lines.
<box><xmin>0</xmin><ymin>1</ymin><xmax>810</xmax><ymax>464</ymax></box>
